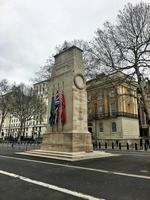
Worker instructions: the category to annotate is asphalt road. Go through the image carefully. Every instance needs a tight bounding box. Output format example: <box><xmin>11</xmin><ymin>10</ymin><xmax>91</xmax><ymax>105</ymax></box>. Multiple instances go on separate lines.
<box><xmin>0</xmin><ymin>144</ymin><xmax>150</xmax><ymax>200</ymax></box>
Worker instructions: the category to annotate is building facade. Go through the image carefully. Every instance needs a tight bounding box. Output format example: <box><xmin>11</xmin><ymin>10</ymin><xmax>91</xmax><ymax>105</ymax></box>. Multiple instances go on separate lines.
<box><xmin>0</xmin><ymin>80</ymin><xmax>49</xmax><ymax>140</ymax></box>
<box><xmin>87</xmin><ymin>72</ymin><xmax>140</xmax><ymax>144</ymax></box>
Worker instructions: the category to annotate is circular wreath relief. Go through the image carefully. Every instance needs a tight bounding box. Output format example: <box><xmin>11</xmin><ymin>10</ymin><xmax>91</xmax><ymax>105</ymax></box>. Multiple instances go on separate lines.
<box><xmin>74</xmin><ymin>73</ymin><xmax>85</xmax><ymax>90</ymax></box>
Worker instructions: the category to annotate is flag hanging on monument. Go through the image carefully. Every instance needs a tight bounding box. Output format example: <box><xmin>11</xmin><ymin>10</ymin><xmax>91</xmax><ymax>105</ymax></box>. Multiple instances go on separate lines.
<box><xmin>49</xmin><ymin>95</ymin><xmax>55</xmax><ymax>126</ymax></box>
<box><xmin>54</xmin><ymin>90</ymin><xmax>60</xmax><ymax>124</ymax></box>
<box><xmin>61</xmin><ymin>91</ymin><xmax>66</xmax><ymax>125</ymax></box>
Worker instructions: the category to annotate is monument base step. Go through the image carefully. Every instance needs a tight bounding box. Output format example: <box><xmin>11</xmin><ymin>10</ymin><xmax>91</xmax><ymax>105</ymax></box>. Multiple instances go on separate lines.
<box><xmin>16</xmin><ymin>150</ymin><xmax>119</xmax><ymax>161</ymax></box>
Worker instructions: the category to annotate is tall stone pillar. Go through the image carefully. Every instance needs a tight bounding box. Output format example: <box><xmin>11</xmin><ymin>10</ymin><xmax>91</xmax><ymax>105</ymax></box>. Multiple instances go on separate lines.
<box><xmin>41</xmin><ymin>46</ymin><xmax>93</xmax><ymax>153</ymax></box>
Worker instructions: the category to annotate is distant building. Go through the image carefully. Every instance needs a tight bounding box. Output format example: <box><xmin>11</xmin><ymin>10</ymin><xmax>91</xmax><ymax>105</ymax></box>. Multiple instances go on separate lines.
<box><xmin>87</xmin><ymin>72</ymin><xmax>140</xmax><ymax>144</ymax></box>
<box><xmin>0</xmin><ymin>80</ymin><xmax>49</xmax><ymax>140</ymax></box>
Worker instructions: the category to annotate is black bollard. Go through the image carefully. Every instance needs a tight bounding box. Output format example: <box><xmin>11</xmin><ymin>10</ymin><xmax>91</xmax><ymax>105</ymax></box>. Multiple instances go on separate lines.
<box><xmin>135</xmin><ymin>143</ymin><xmax>137</xmax><ymax>150</ymax></box>
<box><xmin>99</xmin><ymin>142</ymin><xmax>101</xmax><ymax>149</ymax></box>
<box><xmin>144</xmin><ymin>143</ymin><xmax>147</xmax><ymax>151</ymax></box>
<box><xmin>95</xmin><ymin>141</ymin><xmax>98</xmax><ymax>149</ymax></box>
<box><xmin>112</xmin><ymin>142</ymin><xmax>114</xmax><ymax>149</ymax></box>
<box><xmin>127</xmin><ymin>143</ymin><xmax>129</xmax><ymax>150</ymax></box>
<box><xmin>119</xmin><ymin>143</ymin><xmax>121</xmax><ymax>150</ymax></box>
<box><xmin>105</xmin><ymin>142</ymin><xmax>107</xmax><ymax>149</ymax></box>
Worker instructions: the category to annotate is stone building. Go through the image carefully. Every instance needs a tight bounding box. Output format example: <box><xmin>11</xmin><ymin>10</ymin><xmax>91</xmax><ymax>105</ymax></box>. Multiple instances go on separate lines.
<box><xmin>87</xmin><ymin>72</ymin><xmax>140</xmax><ymax>144</ymax></box>
<box><xmin>0</xmin><ymin>80</ymin><xmax>49</xmax><ymax>140</ymax></box>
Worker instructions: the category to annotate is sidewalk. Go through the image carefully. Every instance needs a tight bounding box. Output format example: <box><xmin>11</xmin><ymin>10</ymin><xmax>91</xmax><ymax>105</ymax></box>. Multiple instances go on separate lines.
<box><xmin>94</xmin><ymin>146</ymin><xmax>150</xmax><ymax>153</ymax></box>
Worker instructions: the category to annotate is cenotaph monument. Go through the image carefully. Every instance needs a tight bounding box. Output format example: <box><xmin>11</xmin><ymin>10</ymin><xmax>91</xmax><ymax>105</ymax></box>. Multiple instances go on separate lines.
<box><xmin>41</xmin><ymin>46</ymin><xmax>93</xmax><ymax>155</ymax></box>
<box><xmin>20</xmin><ymin>46</ymin><xmax>115</xmax><ymax>160</ymax></box>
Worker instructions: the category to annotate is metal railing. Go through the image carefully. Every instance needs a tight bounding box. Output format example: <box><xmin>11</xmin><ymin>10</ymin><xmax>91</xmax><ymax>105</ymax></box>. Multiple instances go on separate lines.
<box><xmin>0</xmin><ymin>141</ymin><xmax>41</xmax><ymax>152</ymax></box>
<box><xmin>88</xmin><ymin>112</ymin><xmax>138</xmax><ymax>120</ymax></box>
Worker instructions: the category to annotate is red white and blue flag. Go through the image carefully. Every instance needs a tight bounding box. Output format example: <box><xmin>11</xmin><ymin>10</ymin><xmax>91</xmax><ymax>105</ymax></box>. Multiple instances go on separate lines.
<box><xmin>49</xmin><ymin>90</ymin><xmax>60</xmax><ymax>127</ymax></box>
<box><xmin>61</xmin><ymin>91</ymin><xmax>66</xmax><ymax>126</ymax></box>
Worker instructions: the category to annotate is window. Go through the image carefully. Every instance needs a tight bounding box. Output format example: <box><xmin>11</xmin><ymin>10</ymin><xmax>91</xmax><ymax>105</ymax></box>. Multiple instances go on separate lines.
<box><xmin>110</xmin><ymin>103</ymin><xmax>116</xmax><ymax>116</ymax></box>
<box><xmin>97</xmin><ymin>105</ymin><xmax>104</xmax><ymax>118</ymax></box>
<box><xmin>97</xmin><ymin>92</ymin><xmax>103</xmax><ymax>100</ymax></box>
<box><xmin>97</xmin><ymin>105</ymin><xmax>103</xmax><ymax>113</ymax></box>
<box><xmin>112</xmin><ymin>122</ymin><xmax>117</xmax><ymax>132</ymax></box>
<box><xmin>109</xmin><ymin>89</ymin><xmax>116</xmax><ymax>97</ymax></box>
<box><xmin>99</xmin><ymin>122</ymin><xmax>104</xmax><ymax>132</ymax></box>
<box><xmin>88</xmin><ymin>108</ymin><xmax>93</xmax><ymax>120</ymax></box>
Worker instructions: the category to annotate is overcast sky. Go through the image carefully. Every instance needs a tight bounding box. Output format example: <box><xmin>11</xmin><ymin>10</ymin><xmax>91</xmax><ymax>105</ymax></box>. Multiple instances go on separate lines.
<box><xmin>0</xmin><ymin>0</ymin><xmax>149</xmax><ymax>84</ymax></box>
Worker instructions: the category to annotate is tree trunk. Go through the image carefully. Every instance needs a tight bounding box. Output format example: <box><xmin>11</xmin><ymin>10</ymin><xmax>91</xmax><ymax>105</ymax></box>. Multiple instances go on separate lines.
<box><xmin>0</xmin><ymin>115</ymin><xmax>5</xmax><ymax>134</ymax></box>
<box><xmin>18</xmin><ymin>121</ymin><xmax>23</xmax><ymax>141</ymax></box>
<box><xmin>136</xmin><ymin>67</ymin><xmax>150</xmax><ymax>138</ymax></box>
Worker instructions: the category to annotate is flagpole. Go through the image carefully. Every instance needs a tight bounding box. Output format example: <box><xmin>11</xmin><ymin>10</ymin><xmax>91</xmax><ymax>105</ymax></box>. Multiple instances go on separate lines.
<box><xmin>52</xmin><ymin>85</ymin><xmax>54</xmax><ymax>133</ymax></box>
<box><xmin>62</xmin><ymin>81</ymin><xmax>64</xmax><ymax>132</ymax></box>
<box><xmin>57</xmin><ymin>83</ymin><xmax>60</xmax><ymax>132</ymax></box>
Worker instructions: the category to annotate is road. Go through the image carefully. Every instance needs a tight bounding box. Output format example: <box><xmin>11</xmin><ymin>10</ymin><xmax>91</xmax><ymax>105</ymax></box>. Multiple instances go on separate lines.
<box><xmin>0</xmin><ymin>144</ymin><xmax>150</xmax><ymax>200</ymax></box>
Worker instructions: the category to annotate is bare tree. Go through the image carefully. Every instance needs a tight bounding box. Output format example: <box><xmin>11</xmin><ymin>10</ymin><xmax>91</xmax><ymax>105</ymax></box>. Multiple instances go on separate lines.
<box><xmin>31</xmin><ymin>56</ymin><xmax>54</xmax><ymax>83</ymax></box>
<box><xmin>87</xmin><ymin>2</ymin><xmax>150</xmax><ymax>128</ymax></box>
<box><xmin>0</xmin><ymin>79</ymin><xmax>12</xmax><ymax>134</ymax></box>
<box><xmin>10</xmin><ymin>84</ymin><xmax>46</xmax><ymax>139</ymax></box>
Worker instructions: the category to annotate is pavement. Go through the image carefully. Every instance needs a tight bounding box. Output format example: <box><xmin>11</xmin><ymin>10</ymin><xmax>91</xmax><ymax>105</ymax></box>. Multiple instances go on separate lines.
<box><xmin>0</xmin><ymin>143</ymin><xmax>150</xmax><ymax>200</ymax></box>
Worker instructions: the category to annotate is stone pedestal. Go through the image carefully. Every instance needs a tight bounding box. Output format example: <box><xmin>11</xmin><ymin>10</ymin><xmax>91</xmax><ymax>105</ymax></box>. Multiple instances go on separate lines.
<box><xmin>41</xmin><ymin>132</ymin><xmax>93</xmax><ymax>152</ymax></box>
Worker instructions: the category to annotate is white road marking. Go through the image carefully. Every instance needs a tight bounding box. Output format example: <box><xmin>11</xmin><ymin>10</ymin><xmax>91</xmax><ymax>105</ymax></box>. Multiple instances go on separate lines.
<box><xmin>0</xmin><ymin>170</ymin><xmax>103</xmax><ymax>200</ymax></box>
<box><xmin>0</xmin><ymin>155</ymin><xmax>150</xmax><ymax>180</ymax></box>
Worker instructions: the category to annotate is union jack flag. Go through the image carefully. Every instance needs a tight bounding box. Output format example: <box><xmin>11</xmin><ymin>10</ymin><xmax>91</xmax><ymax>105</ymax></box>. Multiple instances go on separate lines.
<box><xmin>49</xmin><ymin>90</ymin><xmax>60</xmax><ymax>127</ymax></box>
<box><xmin>61</xmin><ymin>91</ymin><xmax>66</xmax><ymax>125</ymax></box>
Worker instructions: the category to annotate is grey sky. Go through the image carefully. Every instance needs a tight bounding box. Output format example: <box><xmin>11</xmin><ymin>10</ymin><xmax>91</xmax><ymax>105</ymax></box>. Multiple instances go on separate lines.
<box><xmin>0</xmin><ymin>0</ymin><xmax>149</xmax><ymax>84</ymax></box>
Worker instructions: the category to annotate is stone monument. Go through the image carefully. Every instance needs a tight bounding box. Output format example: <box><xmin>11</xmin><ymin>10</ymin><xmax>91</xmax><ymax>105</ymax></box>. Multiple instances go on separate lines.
<box><xmin>19</xmin><ymin>46</ymin><xmax>116</xmax><ymax>160</ymax></box>
<box><xmin>41</xmin><ymin>46</ymin><xmax>93</xmax><ymax>155</ymax></box>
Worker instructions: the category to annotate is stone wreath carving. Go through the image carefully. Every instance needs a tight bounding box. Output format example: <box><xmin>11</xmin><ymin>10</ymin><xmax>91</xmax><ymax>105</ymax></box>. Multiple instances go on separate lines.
<box><xmin>73</xmin><ymin>73</ymin><xmax>85</xmax><ymax>90</ymax></box>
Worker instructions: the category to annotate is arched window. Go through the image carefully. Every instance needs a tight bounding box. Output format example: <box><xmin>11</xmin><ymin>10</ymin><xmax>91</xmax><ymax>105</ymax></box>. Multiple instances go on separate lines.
<box><xmin>112</xmin><ymin>122</ymin><xmax>117</xmax><ymax>132</ymax></box>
